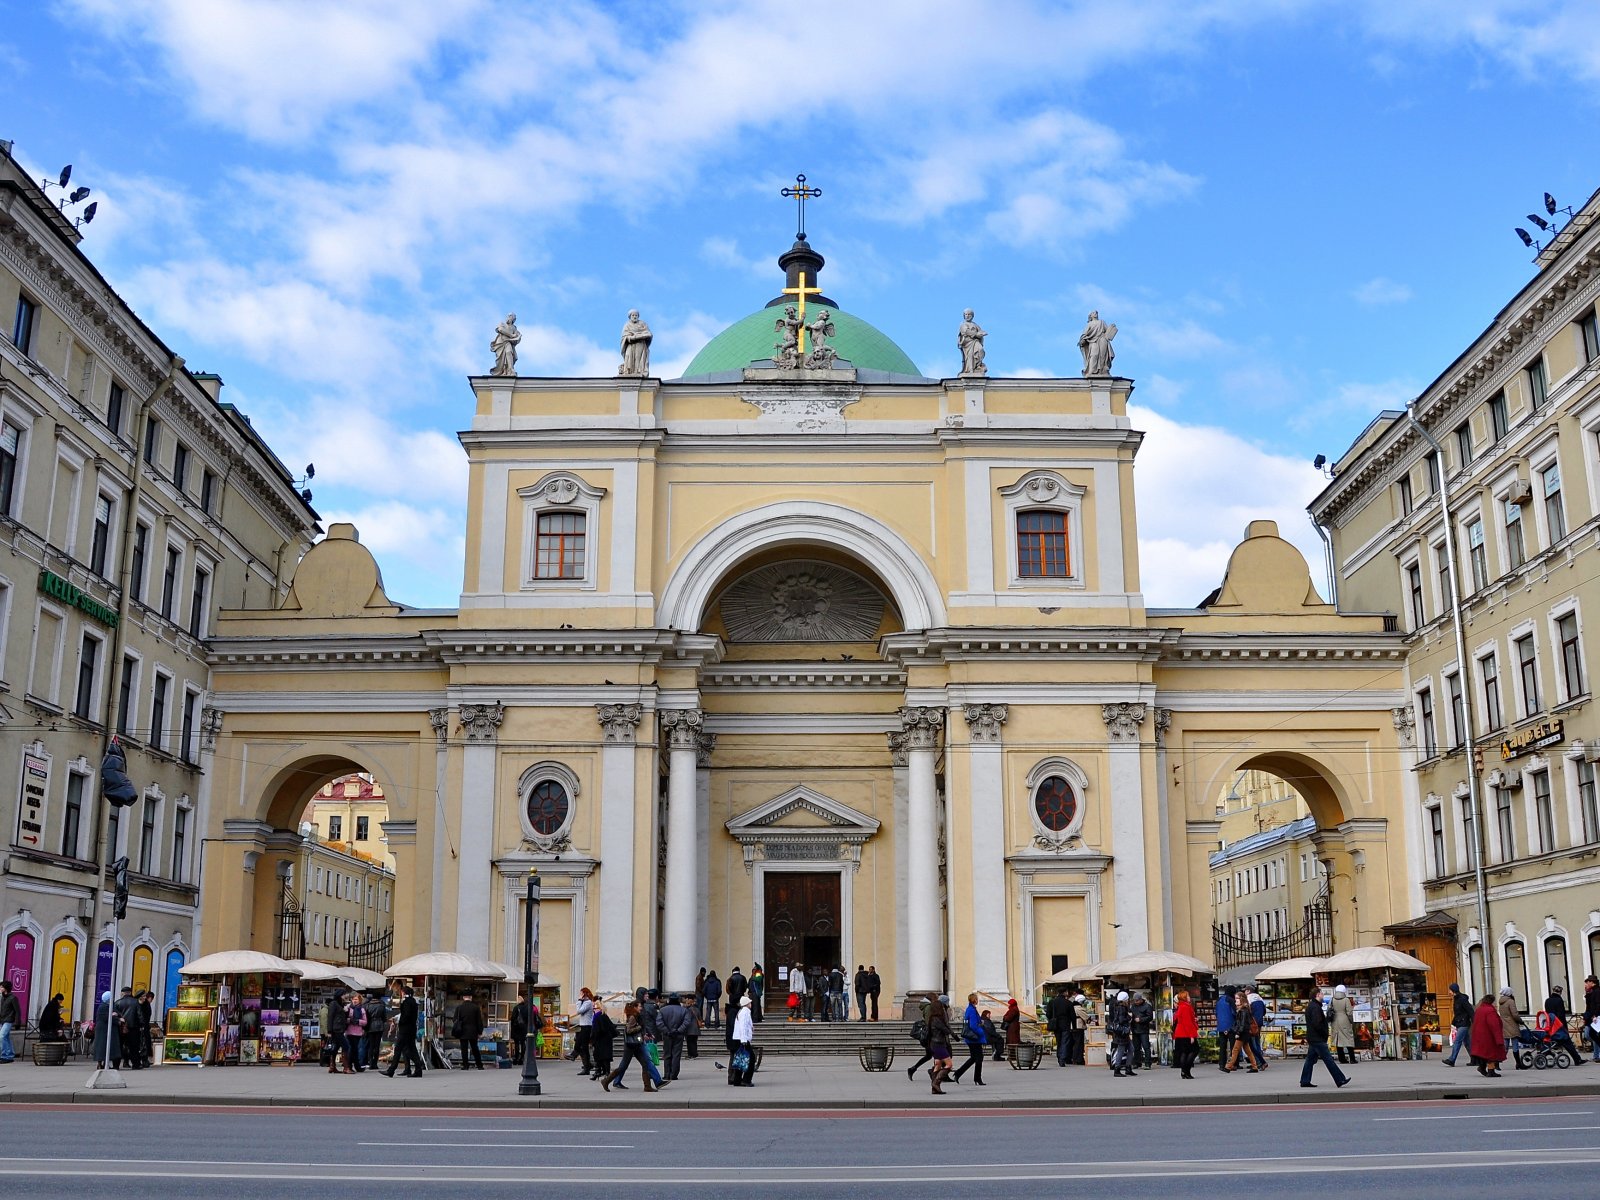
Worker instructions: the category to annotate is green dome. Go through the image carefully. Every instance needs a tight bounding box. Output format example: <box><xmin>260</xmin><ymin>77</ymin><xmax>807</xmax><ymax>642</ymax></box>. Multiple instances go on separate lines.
<box><xmin>681</xmin><ymin>306</ymin><xmax>922</xmax><ymax>378</ymax></box>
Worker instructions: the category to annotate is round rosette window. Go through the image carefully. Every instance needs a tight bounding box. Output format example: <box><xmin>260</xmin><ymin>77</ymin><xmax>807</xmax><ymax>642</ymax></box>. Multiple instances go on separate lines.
<box><xmin>1033</xmin><ymin>776</ymin><xmax>1077</xmax><ymax>833</ymax></box>
<box><xmin>525</xmin><ymin>779</ymin><xmax>570</xmax><ymax>836</ymax></box>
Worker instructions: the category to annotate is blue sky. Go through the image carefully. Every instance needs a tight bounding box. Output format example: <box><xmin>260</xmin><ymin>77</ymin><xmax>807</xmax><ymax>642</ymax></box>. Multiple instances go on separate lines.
<box><xmin>9</xmin><ymin>1</ymin><xmax>1600</xmax><ymax>608</ymax></box>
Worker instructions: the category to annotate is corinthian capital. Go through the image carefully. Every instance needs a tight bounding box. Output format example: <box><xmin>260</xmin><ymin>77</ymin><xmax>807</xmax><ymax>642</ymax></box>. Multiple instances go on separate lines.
<box><xmin>1101</xmin><ymin>702</ymin><xmax>1147</xmax><ymax>742</ymax></box>
<box><xmin>459</xmin><ymin>702</ymin><xmax>505</xmax><ymax>744</ymax></box>
<box><xmin>596</xmin><ymin>703</ymin><xmax>643</xmax><ymax>743</ymax></box>
<box><xmin>898</xmin><ymin>705</ymin><xmax>944</xmax><ymax>752</ymax></box>
<box><xmin>659</xmin><ymin>708</ymin><xmax>705</xmax><ymax>751</ymax></box>
<box><xmin>962</xmin><ymin>703</ymin><xmax>1009</xmax><ymax>744</ymax></box>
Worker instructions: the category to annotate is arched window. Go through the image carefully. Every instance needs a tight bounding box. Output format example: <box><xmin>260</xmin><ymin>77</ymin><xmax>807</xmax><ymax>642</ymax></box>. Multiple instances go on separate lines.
<box><xmin>526</xmin><ymin>779</ymin><xmax>570</xmax><ymax>836</ymax></box>
<box><xmin>1505</xmin><ymin>940</ymin><xmax>1530</xmax><ymax>1011</ymax></box>
<box><xmin>535</xmin><ymin>512</ymin><xmax>585</xmax><ymax>579</ymax></box>
<box><xmin>1016</xmin><ymin>511</ymin><xmax>1069</xmax><ymax>578</ymax></box>
<box><xmin>1589</xmin><ymin>931</ymin><xmax>1600</xmax><ymax>982</ymax></box>
<box><xmin>1468</xmin><ymin>943</ymin><xmax>1486</xmax><ymax>997</ymax></box>
<box><xmin>1033</xmin><ymin>775</ymin><xmax>1077</xmax><ymax>832</ymax></box>
<box><xmin>517</xmin><ymin>762</ymin><xmax>580</xmax><ymax>850</ymax></box>
<box><xmin>1544</xmin><ymin>935</ymin><xmax>1570</xmax><ymax>1003</ymax></box>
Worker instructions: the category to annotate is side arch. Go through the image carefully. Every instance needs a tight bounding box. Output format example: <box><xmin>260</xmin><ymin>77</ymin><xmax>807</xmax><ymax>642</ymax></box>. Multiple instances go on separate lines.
<box><xmin>657</xmin><ymin>501</ymin><xmax>947</xmax><ymax>632</ymax></box>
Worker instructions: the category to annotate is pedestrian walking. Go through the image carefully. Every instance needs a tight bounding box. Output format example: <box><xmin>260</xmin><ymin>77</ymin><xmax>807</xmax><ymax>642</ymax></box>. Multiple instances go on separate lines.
<box><xmin>383</xmin><ymin>985</ymin><xmax>424</xmax><ymax>1078</ymax></box>
<box><xmin>1001</xmin><ymin>997</ymin><xmax>1022</xmax><ymax>1063</ymax></box>
<box><xmin>952</xmin><ymin>993</ymin><xmax>987</xmax><ymax>1085</ymax></box>
<box><xmin>589</xmin><ymin>1000</ymin><xmax>616</xmax><ymax>1080</ymax></box>
<box><xmin>906</xmin><ymin>994</ymin><xmax>935</xmax><ymax>1080</ymax></box>
<box><xmin>926</xmin><ymin>995</ymin><xmax>955</xmax><ymax>1094</ymax></box>
<box><xmin>1215</xmin><ymin>984</ymin><xmax>1236</xmax><ymax>1071</ymax></box>
<box><xmin>138</xmin><ymin>990</ymin><xmax>154</xmax><ymax>1068</ymax></box>
<box><xmin>1495</xmin><ymin>987</ymin><xmax>1524</xmax><ymax>1068</ymax></box>
<box><xmin>1584</xmin><ymin>975</ymin><xmax>1600</xmax><ymax>1063</ymax></box>
<box><xmin>1299</xmin><ymin>987</ymin><xmax>1349</xmax><ymax>1089</ymax></box>
<box><xmin>454</xmin><ymin>991</ymin><xmax>486</xmax><ymax>1070</ymax></box>
<box><xmin>729</xmin><ymin>995</ymin><xmax>756</xmax><ymax>1086</ymax></box>
<box><xmin>1442</xmin><ymin>982</ymin><xmax>1473</xmax><ymax>1066</ymax></box>
<box><xmin>1172</xmin><ymin>989</ymin><xmax>1199</xmax><ymax>1079</ymax></box>
<box><xmin>1329</xmin><ymin>984</ymin><xmax>1356</xmax><ymax>1064</ymax></box>
<box><xmin>602</xmin><ymin>1000</ymin><xmax>664</xmax><ymax>1092</ymax></box>
<box><xmin>1247</xmin><ymin>990</ymin><xmax>1269</xmax><ymax>1069</ymax></box>
<box><xmin>694</xmin><ymin>968</ymin><xmax>707</xmax><ymax>1023</ymax></box>
<box><xmin>0</xmin><ymin>981</ymin><xmax>20</xmax><ymax>1064</ymax></box>
<box><xmin>1106</xmin><ymin>990</ymin><xmax>1134</xmax><ymax>1076</ymax></box>
<box><xmin>1226</xmin><ymin>990</ymin><xmax>1263</xmax><ymax>1072</ymax></box>
<box><xmin>1470</xmin><ymin>993</ymin><xmax>1507</xmax><ymax>1077</ymax></box>
<box><xmin>571</xmin><ymin>986</ymin><xmax>596</xmax><ymax>1073</ymax></box>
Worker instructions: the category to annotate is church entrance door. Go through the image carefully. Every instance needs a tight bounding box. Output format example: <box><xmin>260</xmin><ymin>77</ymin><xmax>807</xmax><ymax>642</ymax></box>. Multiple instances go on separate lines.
<box><xmin>763</xmin><ymin>871</ymin><xmax>842</xmax><ymax>1011</ymax></box>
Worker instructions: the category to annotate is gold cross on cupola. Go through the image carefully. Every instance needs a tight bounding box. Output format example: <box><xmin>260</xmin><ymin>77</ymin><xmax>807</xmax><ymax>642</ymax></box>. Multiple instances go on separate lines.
<box><xmin>783</xmin><ymin>271</ymin><xmax>822</xmax><ymax>354</ymax></box>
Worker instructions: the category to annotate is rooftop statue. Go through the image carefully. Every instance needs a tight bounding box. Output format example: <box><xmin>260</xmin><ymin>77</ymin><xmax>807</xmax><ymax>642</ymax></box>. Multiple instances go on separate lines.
<box><xmin>490</xmin><ymin>312</ymin><xmax>520</xmax><ymax>377</ymax></box>
<box><xmin>1078</xmin><ymin>310</ymin><xmax>1117</xmax><ymax>377</ymax></box>
<box><xmin>619</xmin><ymin>309</ymin><xmax>652</xmax><ymax>376</ymax></box>
<box><xmin>803</xmin><ymin>309</ymin><xmax>837</xmax><ymax>369</ymax></box>
<box><xmin>958</xmin><ymin>309</ymin><xmax>987</xmax><ymax>376</ymax></box>
<box><xmin>773</xmin><ymin>305</ymin><xmax>802</xmax><ymax>369</ymax></box>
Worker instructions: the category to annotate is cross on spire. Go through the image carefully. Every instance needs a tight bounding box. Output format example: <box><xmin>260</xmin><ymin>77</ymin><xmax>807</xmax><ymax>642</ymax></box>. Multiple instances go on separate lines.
<box><xmin>781</xmin><ymin>173</ymin><xmax>821</xmax><ymax>240</ymax></box>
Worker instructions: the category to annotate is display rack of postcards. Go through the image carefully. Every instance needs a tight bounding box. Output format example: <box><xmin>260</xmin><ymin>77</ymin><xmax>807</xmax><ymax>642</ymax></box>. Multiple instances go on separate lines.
<box><xmin>1259</xmin><ymin>980</ymin><xmax>1314</xmax><ymax>1057</ymax></box>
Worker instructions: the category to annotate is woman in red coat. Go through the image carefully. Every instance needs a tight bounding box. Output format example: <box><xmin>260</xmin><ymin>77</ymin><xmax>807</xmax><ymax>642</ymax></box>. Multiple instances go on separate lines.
<box><xmin>1172</xmin><ymin>990</ymin><xmax>1200</xmax><ymax>1079</ymax></box>
<box><xmin>1469</xmin><ymin>994</ymin><xmax>1507</xmax><ymax>1077</ymax></box>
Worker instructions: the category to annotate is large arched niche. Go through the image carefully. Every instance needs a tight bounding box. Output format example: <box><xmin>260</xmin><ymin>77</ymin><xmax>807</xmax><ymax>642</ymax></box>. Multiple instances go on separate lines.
<box><xmin>701</xmin><ymin>546</ymin><xmax>905</xmax><ymax>660</ymax></box>
<box><xmin>657</xmin><ymin>501</ymin><xmax>946</xmax><ymax>635</ymax></box>
<box><xmin>257</xmin><ymin>750</ymin><xmax>399</xmax><ymax>833</ymax></box>
<box><xmin>1199</xmin><ymin>750</ymin><xmax>1356</xmax><ymax>831</ymax></box>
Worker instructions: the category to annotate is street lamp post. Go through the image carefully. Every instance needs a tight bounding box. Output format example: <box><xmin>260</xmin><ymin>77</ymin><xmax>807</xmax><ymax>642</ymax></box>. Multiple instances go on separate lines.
<box><xmin>519</xmin><ymin>873</ymin><xmax>542</xmax><ymax>1096</ymax></box>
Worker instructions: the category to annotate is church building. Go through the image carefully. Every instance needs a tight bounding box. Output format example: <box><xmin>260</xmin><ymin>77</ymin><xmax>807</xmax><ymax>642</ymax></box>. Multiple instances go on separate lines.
<box><xmin>201</xmin><ymin>219</ymin><xmax>1413</xmax><ymax>1009</ymax></box>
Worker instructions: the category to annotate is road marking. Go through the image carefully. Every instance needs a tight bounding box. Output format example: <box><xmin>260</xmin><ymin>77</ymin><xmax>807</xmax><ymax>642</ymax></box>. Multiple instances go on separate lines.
<box><xmin>415</xmin><ymin>1127</ymin><xmax>658</xmax><ymax>1133</ymax></box>
<box><xmin>358</xmin><ymin>1141</ymin><xmax>633</xmax><ymax>1149</ymax></box>
<box><xmin>1375</xmin><ymin>1111</ymin><xmax>1593</xmax><ymax>1121</ymax></box>
<box><xmin>1495</xmin><ymin>1125</ymin><xmax>1600</xmax><ymax>1133</ymax></box>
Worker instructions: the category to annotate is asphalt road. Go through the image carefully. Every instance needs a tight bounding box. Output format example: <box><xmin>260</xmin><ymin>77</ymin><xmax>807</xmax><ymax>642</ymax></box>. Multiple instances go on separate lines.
<box><xmin>3</xmin><ymin>1095</ymin><xmax>1598</xmax><ymax>1198</ymax></box>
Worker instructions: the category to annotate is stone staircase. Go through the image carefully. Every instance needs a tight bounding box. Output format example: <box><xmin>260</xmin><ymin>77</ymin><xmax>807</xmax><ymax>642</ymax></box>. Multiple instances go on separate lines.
<box><xmin>738</xmin><ymin>1016</ymin><xmax>921</xmax><ymax>1056</ymax></box>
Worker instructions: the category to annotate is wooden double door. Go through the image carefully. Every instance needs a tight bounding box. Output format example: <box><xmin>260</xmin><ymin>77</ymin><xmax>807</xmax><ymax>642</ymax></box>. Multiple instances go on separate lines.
<box><xmin>763</xmin><ymin>872</ymin><xmax>842</xmax><ymax>999</ymax></box>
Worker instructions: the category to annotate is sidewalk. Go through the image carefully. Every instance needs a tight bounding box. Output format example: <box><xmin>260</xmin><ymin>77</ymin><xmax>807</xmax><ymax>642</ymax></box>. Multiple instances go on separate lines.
<box><xmin>3</xmin><ymin>1052</ymin><xmax>1598</xmax><ymax>1109</ymax></box>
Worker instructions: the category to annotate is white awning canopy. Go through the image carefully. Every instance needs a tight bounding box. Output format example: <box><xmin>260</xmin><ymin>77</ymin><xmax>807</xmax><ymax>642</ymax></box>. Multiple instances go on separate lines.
<box><xmin>181</xmin><ymin>951</ymin><xmax>302</xmax><ymax>977</ymax></box>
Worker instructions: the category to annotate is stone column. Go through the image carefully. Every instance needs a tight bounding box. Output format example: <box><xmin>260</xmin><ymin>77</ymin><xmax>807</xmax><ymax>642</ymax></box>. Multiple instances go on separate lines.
<box><xmin>428</xmin><ymin>706</ymin><xmax>450</xmax><ymax>953</ymax></box>
<box><xmin>695</xmin><ymin>732</ymin><xmax>716</xmax><ymax>975</ymax></box>
<box><xmin>1102</xmin><ymin>702</ymin><xmax>1149</xmax><ymax>955</ymax></box>
<box><xmin>901</xmin><ymin>706</ymin><xmax>945</xmax><ymax>996</ymax></box>
<box><xmin>454</xmin><ymin>701</ymin><xmax>503</xmax><ymax>959</ymax></box>
<box><xmin>596</xmin><ymin>703</ymin><xmax>642</xmax><ymax>994</ymax></box>
<box><xmin>190</xmin><ymin>706</ymin><xmax>224</xmax><ymax>955</ymax></box>
<box><xmin>963</xmin><ymin>703</ymin><xmax>1010</xmax><ymax>995</ymax></box>
<box><xmin>659</xmin><ymin>708</ymin><xmax>704</xmax><ymax>995</ymax></box>
<box><xmin>1152</xmin><ymin>707</ymin><xmax>1174</xmax><ymax>951</ymax></box>
<box><xmin>887</xmin><ymin>730</ymin><xmax>911</xmax><ymax>999</ymax></box>
<box><xmin>378</xmin><ymin>819</ymin><xmax>419</xmax><ymax>959</ymax></box>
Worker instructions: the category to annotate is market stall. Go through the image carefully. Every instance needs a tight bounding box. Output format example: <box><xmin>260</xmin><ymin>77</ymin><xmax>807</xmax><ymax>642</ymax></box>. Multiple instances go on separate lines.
<box><xmin>384</xmin><ymin>952</ymin><xmax>505</xmax><ymax>1069</ymax></box>
<box><xmin>481</xmin><ymin>961</ymin><xmax>564</xmax><ymax>1063</ymax></box>
<box><xmin>1253</xmin><ymin>956</ymin><xmax>1331</xmax><ymax>1059</ymax></box>
<box><xmin>283</xmin><ymin>960</ymin><xmax>387</xmax><ymax>1064</ymax></box>
<box><xmin>171</xmin><ymin>951</ymin><xmax>305</xmax><ymax>1065</ymax></box>
<box><xmin>1318</xmin><ymin>946</ymin><xmax>1432</xmax><ymax>1061</ymax></box>
<box><xmin>1037</xmin><ymin>963</ymin><xmax>1102</xmax><ymax>1061</ymax></box>
<box><xmin>1094</xmin><ymin>951</ymin><xmax>1216</xmax><ymax>1067</ymax></box>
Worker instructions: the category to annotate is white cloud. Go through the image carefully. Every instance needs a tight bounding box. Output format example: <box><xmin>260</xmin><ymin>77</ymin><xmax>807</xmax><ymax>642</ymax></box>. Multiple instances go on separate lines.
<box><xmin>1352</xmin><ymin>276</ymin><xmax>1413</xmax><ymax>305</ymax></box>
<box><xmin>1353</xmin><ymin>1</ymin><xmax>1600</xmax><ymax>83</ymax></box>
<box><xmin>319</xmin><ymin>499</ymin><xmax>466</xmax><ymax>604</ymax></box>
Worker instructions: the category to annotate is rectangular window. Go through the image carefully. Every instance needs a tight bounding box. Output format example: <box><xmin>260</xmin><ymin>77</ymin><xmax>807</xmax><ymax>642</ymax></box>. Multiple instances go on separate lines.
<box><xmin>356</xmin><ymin>815</ymin><xmax>369</xmax><ymax>841</ymax></box>
<box><xmin>143</xmin><ymin>417</ymin><xmax>160</xmax><ymax>467</ymax></box>
<box><xmin>1398</xmin><ymin>475</ymin><xmax>1413</xmax><ymax>515</ymax></box>
<box><xmin>116</xmin><ymin>653</ymin><xmax>136</xmax><ymax>736</ymax></box>
<box><xmin>1533</xmin><ymin>769</ymin><xmax>1555</xmax><ymax>854</ymax></box>
<box><xmin>1407</xmin><ymin>562</ymin><xmax>1425</xmax><ymax>629</ymax></box>
<box><xmin>1527</xmin><ymin>356</ymin><xmax>1549</xmax><ymax>410</ymax></box>
<box><xmin>1481</xmin><ymin>652</ymin><xmax>1504</xmax><ymax>732</ymax></box>
<box><xmin>1543</xmin><ymin>462</ymin><xmax>1566</xmax><ymax>542</ymax></box>
<box><xmin>1455</xmin><ymin>422</ymin><xmax>1473</xmax><ymax>468</ymax></box>
<box><xmin>12</xmin><ymin>294</ymin><xmax>38</xmax><ymax>354</ymax></box>
<box><xmin>61</xmin><ymin>773</ymin><xmax>85</xmax><ymax>859</ymax></box>
<box><xmin>1447</xmin><ymin>671</ymin><xmax>1465</xmax><ymax>750</ymax></box>
<box><xmin>200</xmin><ymin>469</ymin><xmax>216</xmax><ymax>515</ymax></box>
<box><xmin>160</xmin><ymin>547</ymin><xmax>179</xmax><ymax>619</ymax></box>
<box><xmin>106</xmin><ymin>382</ymin><xmax>125</xmax><ymax>437</ymax></box>
<box><xmin>1461</xmin><ymin>795</ymin><xmax>1478</xmax><ymax>871</ymax></box>
<box><xmin>329</xmin><ymin>814</ymin><xmax>343</xmax><ymax>840</ymax></box>
<box><xmin>1582</xmin><ymin>311</ymin><xmax>1600</xmax><ymax>363</ymax></box>
<box><xmin>172</xmin><ymin>443</ymin><xmax>189</xmax><ymax>495</ymax></box>
<box><xmin>139</xmin><ymin>796</ymin><xmax>157</xmax><ymax>874</ymax></box>
<box><xmin>1489</xmin><ymin>392</ymin><xmax>1509</xmax><ymax>441</ymax></box>
<box><xmin>1517</xmin><ymin>633</ymin><xmax>1541</xmax><ymax>716</ymax></box>
<box><xmin>189</xmin><ymin>565</ymin><xmax>209</xmax><ymax>637</ymax></box>
<box><xmin>1016</xmin><ymin>510</ymin><xmax>1070</xmax><ymax>577</ymax></box>
<box><xmin>1429</xmin><ymin>806</ymin><xmax>1446</xmax><ymax>877</ymax></box>
<box><xmin>130</xmin><ymin>523</ymin><xmax>149</xmax><ymax>604</ymax></box>
<box><xmin>74</xmin><ymin>633</ymin><xmax>99</xmax><ymax>720</ymax></box>
<box><xmin>1426</xmin><ymin>451</ymin><xmax>1441</xmax><ymax>494</ymax></box>
<box><xmin>150</xmin><ymin>674</ymin><xmax>168</xmax><ymax>751</ymax></box>
<box><xmin>534</xmin><ymin>511</ymin><xmax>586</xmax><ymax>579</ymax></box>
<box><xmin>89</xmin><ymin>493</ymin><xmax>112</xmax><ymax>576</ymax></box>
<box><xmin>1467</xmin><ymin>518</ymin><xmax>1488</xmax><ymax>591</ymax></box>
<box><xmin>172</xmin><ymin>807</ymin><xmax>188</xmax><ymax>883</ymax></box>
<box><xmin>1505</xmin><ymin>499</ymin><xmax>1526</xmax><ymax>570</ymax></box>
<box><xmin>1418</xmin><ymin>686</ymin><xmax>1437</xmax><ymax>757</ymax></box>
<box><xmin>180</xmin><ymin>690</ymin><xmax>197</xmax><ymax>763</ymax></box>
<box><xmin>1559</xmin><ymin>612</ymin><xmax>1585</xmax><ymax>701</ymax></box>
<box><xmin>0</xmin><ymin>420</ymin><xmax>21</xmax><ymax>517</ymax></box>
<box><xmin>1436</xmin><ymin>544</ymin><xmax>1451</xmax><ymax>609</ymax></box>
<box><xmin>1580</xmin><ymin>758</ymin><xmax>1600</xmax><ymax>845</ymax></box>
<box><xmin>1497</xmin><ymin>786</ymin><xmax>1517</xmax><ymax>861</ymax></box>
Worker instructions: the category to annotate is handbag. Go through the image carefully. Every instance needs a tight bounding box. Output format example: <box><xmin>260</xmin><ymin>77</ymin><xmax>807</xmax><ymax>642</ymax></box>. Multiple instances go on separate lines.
<box><xmin>731</xmin><ymin>1046</ymin><xmax>751</xmax><ymax>1072</ymax></box>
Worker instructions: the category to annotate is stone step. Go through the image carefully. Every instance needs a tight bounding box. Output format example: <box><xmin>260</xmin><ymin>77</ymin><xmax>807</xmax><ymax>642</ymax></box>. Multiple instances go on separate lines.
<box><xmin>737</xmin><ymin>1019</ymin><xmax>921</xmax><ymax>1055</ymax></box>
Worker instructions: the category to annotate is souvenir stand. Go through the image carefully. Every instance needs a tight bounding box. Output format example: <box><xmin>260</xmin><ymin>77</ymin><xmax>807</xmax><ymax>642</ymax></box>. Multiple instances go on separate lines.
<box><xmin>1317</xmin><ymin>946</ymin><xmax>1431</xmax><ymax>1061</ymax></box>
<box><xmin>1253</xmin><ymin>956</ymin><xmax>1329</xmax><ymax>1059</ymax></box>
<box><xmin>384</xmin><ymin>952</ymin><xmax>505</xmax><ymax>1069</ymax></box>
<box><xmin>1094</xmin><ymin>951</ymin><xmax>1215</xmax><ymax>1067</ymax></box>
<box><xmin>1038</xmin><ymin>963</ymin><xmax>1102</xmax><ymax>1062</ymax></box>
<box><xmin>285</xmin><ymin>960</ymin><xmax>387</xmax><ymax>1066</ymax></box>
<box><xmin>481</xmin><ymin>961</ymin><xmax>560</xmax><ymax>1066</ymax></box>
<box><xmin>172</xmin><ymin>951</ymin><xmax>305</xmax><ymax>1065</ymax></box>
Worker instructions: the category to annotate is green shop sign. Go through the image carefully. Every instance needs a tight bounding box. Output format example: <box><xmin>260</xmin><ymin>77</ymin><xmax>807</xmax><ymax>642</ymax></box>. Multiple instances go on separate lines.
<box><xmin>38</xmin><ymin>569</ymin><xmax>120</xmax><ymax>629</ymax></box>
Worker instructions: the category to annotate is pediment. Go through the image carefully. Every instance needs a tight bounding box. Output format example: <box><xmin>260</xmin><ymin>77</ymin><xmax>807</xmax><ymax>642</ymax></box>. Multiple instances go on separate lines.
<box><xmin>725</xmin><ymin>785</ymin><xmax>881</xmax><ymax>842</ymax></box>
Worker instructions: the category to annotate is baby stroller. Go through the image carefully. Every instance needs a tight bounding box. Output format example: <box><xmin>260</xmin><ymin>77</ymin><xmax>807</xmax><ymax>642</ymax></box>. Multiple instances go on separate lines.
<box><xmin>1514</xmin><ymin>1025</ymin><xmax>1580</xmax><ymax>1070</ymax></box>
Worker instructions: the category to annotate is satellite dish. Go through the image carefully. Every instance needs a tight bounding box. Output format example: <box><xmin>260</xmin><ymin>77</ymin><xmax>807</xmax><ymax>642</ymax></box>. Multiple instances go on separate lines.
<box><xmin>1527</xmin><ymin>213</ymin><xmax>1550</xmax><ymax>231</ymax></box>
<box><xmin>58</xmin><ymin>164</ymin><xmax>72</xmax><ymax>188</ymax></box>
<box><xmin>1516</xmin><ymin>228</ymin><xmax>1534</xmax><ymax>247</ymax></box>
<box><xmin>68</xmin><ymin>186</ymin><xmax>90</xmax><ymax>204</ymax></box>
<box><xmin>1546</xmin><ymin>192</ymin><xmax>1559</xmax><ymax>215</ymax></box>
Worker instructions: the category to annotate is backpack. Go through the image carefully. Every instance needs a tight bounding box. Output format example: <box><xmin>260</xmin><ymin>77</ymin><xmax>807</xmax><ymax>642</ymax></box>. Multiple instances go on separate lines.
<box><xmin>910</xmin><ymin>1018</ymin><xmax>928</xmax><ymax>1044</ymax></box>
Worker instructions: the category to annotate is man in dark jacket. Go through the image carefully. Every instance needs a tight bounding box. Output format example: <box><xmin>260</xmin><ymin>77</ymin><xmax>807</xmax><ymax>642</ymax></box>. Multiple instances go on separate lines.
<box><xmin>0</xmin><ymin>981</ymin><xmax>21</xmax><ymax>1063</ymax></box>
<box><xmin>326</xmin><ymin>991</ymin><xmax>350</xmax><ymax>1072</ymax></box>
<box><xmin>384</xmin><ymin>986</ymin><xmax>424</xmax><ymax>1077</ymax></box>
<box><xmin>702</xmin><ymin>971</ymin><xmax>723</xmax><ymax>1028</ymax></box>
<box><xmin>865</xmin><ymin>965</ymin><xmax>881</xmax><ymax>1021</ymax></box>
<box><xmin>658</xmin><ymin>993</ymin><xmax>695</xmax><ymax>1081</ymax></box>
<box><xmin>1300</xmin><ymin>987</ymin><xmax>1349</xmax><ymax>1089</ymax></box>
<box><xmin>1442</xmin><ymin>982</ymin><xmax>1474</xmax><ymax>1066</ymax></box>
<box><xmin>113</xmin><ymin>987</ymin><xmax>143</xmax><ymax>1069</ymax></box>
<box><xmin>1542</xmin><ymin>984</ymin><xmax>1583</xmax><ymax>1065</ymax></box>
<box><xmin>455</xmin><ymin>992</ymin><xmax>486</xmax><ymax>1069</ymax></box>
<box><xmin>724</xmin><ymin>968</ymin><xmax>747</xmax><ymax>1053</ymax></box>
<box><xmin>1215</xmin><ymin>984</ymin><xmax>1236</xmax><ymax>1072</ymax></box>
<box><xmin>854</xmin><ymin>965</ymin><xmax>870</xmax><ymax>1022</ymax></box>
<box><xmin>1049</xmin><ymin>991</ymin><xmax>1077</xmax><ymax>1066</ymax></box>
<box><xmin>1128</xmin><ymin>993</ymin><xmax>1155</xmax><ymax>1070</ymax></box>
<box><xmin>364</xmin><ymin>992</ymin><xmax>388</xmax><ymax>1069</ymax></box>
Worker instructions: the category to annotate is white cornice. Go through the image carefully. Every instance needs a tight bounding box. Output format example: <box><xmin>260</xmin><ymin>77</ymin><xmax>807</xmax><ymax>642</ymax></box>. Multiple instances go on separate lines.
<box><xmin>703</xmin><ymin>712</ymin><xmax>899</xmax><ymax>734</ymax></box>
<box><xmin>207</xmin><ymin>690</ymin><xmax>447</xmax><ymax>714</ymax></box>
<box><xmin>1156</xmin><ymin>689</ymin><xmax>1407</xmax><ymax>712</ymax></box>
